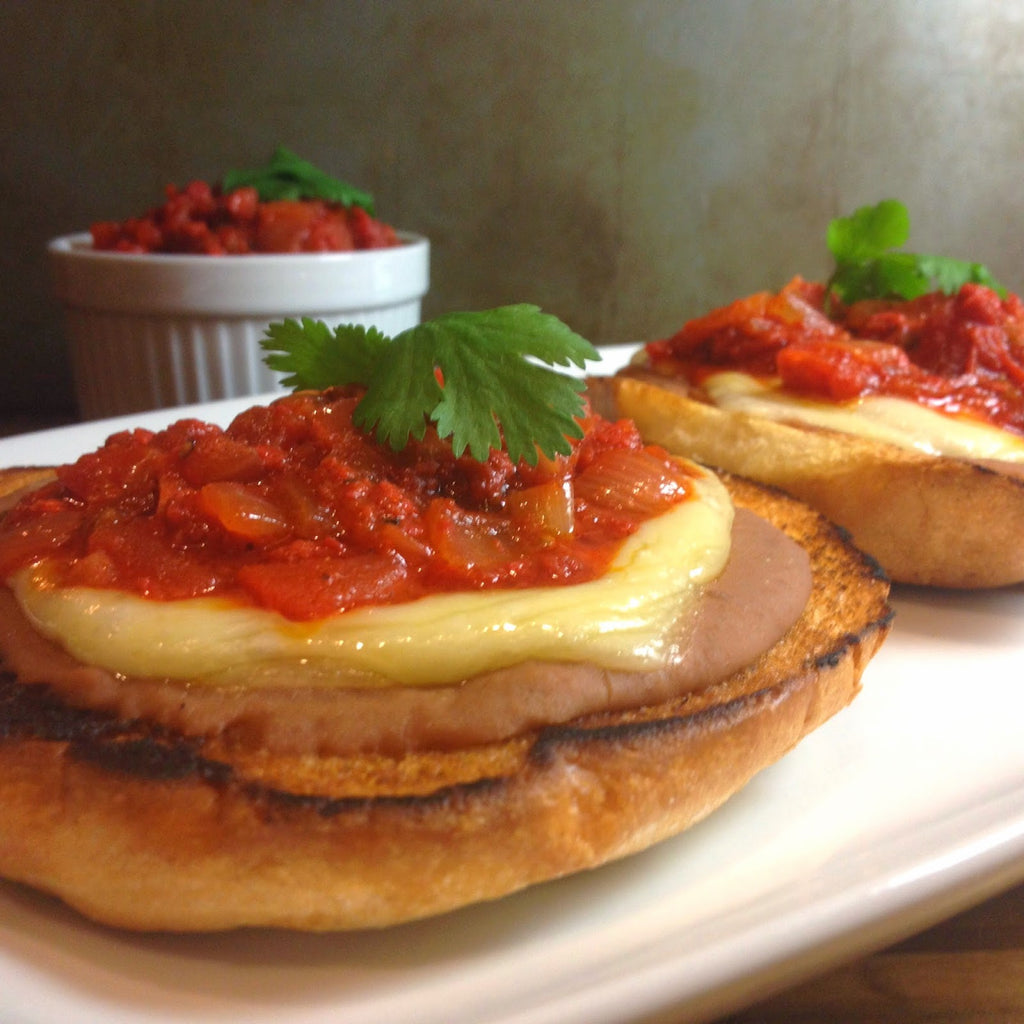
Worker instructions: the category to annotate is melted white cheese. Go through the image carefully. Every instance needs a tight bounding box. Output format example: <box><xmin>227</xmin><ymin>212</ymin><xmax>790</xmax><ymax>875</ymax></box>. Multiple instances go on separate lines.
<box><xmin>704</xmin><ymin>371</ymin><xmax>1024</xmax><ymax>462</ymax></box>
<box><xmin>10</xmin><ymin>466</ymin><xmax>734</xmax><ymax>688</ymax></box>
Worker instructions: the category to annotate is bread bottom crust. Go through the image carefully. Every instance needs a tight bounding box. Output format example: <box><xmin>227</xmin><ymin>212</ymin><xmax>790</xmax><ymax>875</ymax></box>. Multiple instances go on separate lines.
<box><xmin>0</xmin><ymin>476</ymin><xmax>891</xmax><ymax>931</ymax></box>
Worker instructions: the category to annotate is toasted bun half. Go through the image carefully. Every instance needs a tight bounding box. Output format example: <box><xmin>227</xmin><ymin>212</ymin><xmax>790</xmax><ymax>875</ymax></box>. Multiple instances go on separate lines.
<box><xmin>592</xmin><ymin>372</ymin><xmax>1024</xmax><ymax>589</ymax></box>
<box><xmin>0</xmin><ymin>466</ymin><xmax>891</xmax><ymax>931</ymax></box>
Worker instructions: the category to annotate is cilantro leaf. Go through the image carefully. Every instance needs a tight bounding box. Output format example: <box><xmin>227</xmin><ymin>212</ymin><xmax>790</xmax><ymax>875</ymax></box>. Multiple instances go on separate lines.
<box><xmin>356</xmin><ymin>333</ymin><xmax>443</xmax><ymax>448</ymax></box>
<box><xmin>222</xmin><ymin>146</ymin><xmax>376</xmax><ymax>213</ymax></box>
<box><xmin>827</xmin><ymin>252</ymin><xmax>931</xmax><ymax>306</ymax></box>
<box><xmin>260</xmin><ymin>305</ymin><xmax>600</xmax><ymax>465</ymax></box>
<box><xmin>261</xmin><ymin>318</ymin><xmax>390</xmax><ymax>391</ymax></box>
<box><xmin>826</xmin><ymin>198</ymin><xmax>909</xmax><ymax>265</ymax></box>
<box><xmin>825</xmin><ymin>199</ymin><xmax>1006</xmax><ymax>305</ymax></box>
<box><xmin>915</xmin><ymin>254</ymin><xmax>1005</xmax><ymax>294</ymax></box>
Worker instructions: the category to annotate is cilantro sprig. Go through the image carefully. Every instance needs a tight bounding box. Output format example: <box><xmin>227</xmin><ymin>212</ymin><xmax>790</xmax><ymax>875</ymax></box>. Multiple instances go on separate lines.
<box><xmin>825</xmin><ymin>199</ymin><xmax>1005</xmax><ymax>308</ymax></box>
<box><xmin>222</xmin><ymin>146</ymin><xmax>376</xmax><ymax>213</ymax></box>
<box><xmin>261</xmin><ymin>306</ymin><xmax>600</xmax><ymax>465</ymax></box>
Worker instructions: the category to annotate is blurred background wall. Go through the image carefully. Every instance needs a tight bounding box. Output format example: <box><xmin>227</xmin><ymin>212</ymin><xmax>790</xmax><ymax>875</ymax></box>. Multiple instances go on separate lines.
<box><xmin>2</xmin><ymin>0</ymin><xmax>1022</xmax><ymax>419</ymax></box>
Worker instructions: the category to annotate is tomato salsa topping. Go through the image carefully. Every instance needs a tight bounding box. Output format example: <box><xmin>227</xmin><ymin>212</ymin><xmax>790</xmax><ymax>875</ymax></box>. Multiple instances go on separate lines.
<box><xmin>645</xmin><ymin>277</ymin><xmax>1024</xmax><ymax>435</ymax></box>
<box><xmin>0</xmin><ymin>391</ymin><xmax>696</xmax><ymax>621</ymax></box>
<box><xmin>90</xmin><ymin>180</ymin><xmax>399</xmax><ymax>255</ymax></box>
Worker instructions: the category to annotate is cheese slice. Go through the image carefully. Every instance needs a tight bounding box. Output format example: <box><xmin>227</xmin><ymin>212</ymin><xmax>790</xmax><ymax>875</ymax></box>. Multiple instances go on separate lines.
<box><xmin>10</xmin><ymin>465</ymin><xmax>734</xmax><ymax>688</ymax></box>
<box><xmin>704</xmin><ymin>371</ymin><xmax>1024</xmax><ymax>463</ymax></box>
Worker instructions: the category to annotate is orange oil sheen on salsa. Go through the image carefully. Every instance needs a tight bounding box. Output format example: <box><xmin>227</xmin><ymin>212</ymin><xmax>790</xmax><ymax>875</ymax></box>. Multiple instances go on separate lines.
<box><xmin>0</xmin><ymin>390</ymin><xmax>697</xmax><ymax>621</ymax></box>
<box><xmin>645</xmin><ymin>277</ymin><xmax>1024</xmax><ymax>435</ymax></box>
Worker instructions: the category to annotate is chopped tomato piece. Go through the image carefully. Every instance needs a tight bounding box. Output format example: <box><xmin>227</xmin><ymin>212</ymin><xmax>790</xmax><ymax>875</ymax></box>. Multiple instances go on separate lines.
<box><xmin>178</xmin><ymin>434</ymin><xmax>272</xmax><ymax>487</ymax></box>
<box><xmin>777</xmin><ymin>339</ymin><xmax>912</xmax><ymax>402</ymax></box>
<box><xmin>237</xmin><ymin>553</ymin><xmax>410</xmax><ymax>619</ymax></box>
<box><xmin>255</xmin><ymin>201</ymin><xmax>330</xmax><ymax>253</ymax></box>
<box><xmin>0</xmin><ymin>500</ymin><xmax>82</xmax><ymax>578</ymax></box>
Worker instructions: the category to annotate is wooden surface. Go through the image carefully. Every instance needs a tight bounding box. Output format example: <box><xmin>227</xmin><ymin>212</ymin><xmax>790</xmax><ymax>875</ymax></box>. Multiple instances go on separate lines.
<box><xmin>712</xmin><ymin>881</ymin><xmax>1024</xmax><ymax>1023</ymax></box>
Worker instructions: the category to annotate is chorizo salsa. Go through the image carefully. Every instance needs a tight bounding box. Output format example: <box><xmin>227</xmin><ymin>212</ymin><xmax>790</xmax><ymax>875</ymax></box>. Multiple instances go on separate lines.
<box><xmin>645</xmin><ymin>277</ymin><xmax>1024</xmax><ymax>436</ymax></box>
<box><xmin>90</xmin><ymin>180</ymin><xmax>399</xmax><ymax>255</ymax></box>
<box><xmin>0</xmin><ymin>391</ymin><xmax>696</xmax><ymax>621</ymax></box>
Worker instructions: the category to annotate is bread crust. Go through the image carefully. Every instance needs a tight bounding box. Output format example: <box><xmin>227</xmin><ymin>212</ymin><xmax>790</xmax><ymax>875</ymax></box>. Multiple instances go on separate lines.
<box><xmin>596</xmin><ymin>372</ymin><xmax>1024</xmax><ymax>588</ymax></box>
<box><xmin>0</xmin><ymin>468</ymin><xmax>891</xmax><ymax>931</ymax></box>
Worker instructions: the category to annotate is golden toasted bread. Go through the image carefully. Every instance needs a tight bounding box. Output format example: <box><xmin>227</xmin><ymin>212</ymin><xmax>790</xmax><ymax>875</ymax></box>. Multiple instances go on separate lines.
<box><xmin>0</xmin><ymin>466</ymin><xmax>890</xmax><ymax>931</ymax></box>
<box><xmin>592</xmin><ymin>372</ymin><xmax>1024</xmax><ymax>589</ymax></box>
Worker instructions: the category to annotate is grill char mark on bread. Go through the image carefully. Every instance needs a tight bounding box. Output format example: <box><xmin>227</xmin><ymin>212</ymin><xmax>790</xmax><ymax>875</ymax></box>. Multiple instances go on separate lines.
<box><xmin>0</xmin><ymin>677</ymin><xmax>227</xmax><ymax>784</ymax></box>
<box><xmin>0</xmin><ymin>471</ymin><xmax>890</xmax><ymax>931</ymax></box>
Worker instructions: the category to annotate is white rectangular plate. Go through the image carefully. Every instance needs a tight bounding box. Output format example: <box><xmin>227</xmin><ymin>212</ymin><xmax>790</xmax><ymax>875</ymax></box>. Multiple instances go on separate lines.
<box><xmin>1</xmin><ymin>346</ymin><xmax>1023</xmax><ymax>1024</ymax></box>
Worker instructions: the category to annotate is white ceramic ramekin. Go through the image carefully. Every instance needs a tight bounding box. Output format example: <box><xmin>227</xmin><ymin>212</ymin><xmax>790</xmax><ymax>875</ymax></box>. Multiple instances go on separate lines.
<box><xmin>48</xmin><ymin>232</ymin><xmax>430</xmax><ymax>419</ymax></box>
